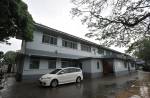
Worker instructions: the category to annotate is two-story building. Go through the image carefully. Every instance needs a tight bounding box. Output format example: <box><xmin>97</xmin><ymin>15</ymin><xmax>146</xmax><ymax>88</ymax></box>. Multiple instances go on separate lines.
<box><xmin>16</xmin><ymin>23</ymin><xmax>136</xmax><ymax>81</ymax></box>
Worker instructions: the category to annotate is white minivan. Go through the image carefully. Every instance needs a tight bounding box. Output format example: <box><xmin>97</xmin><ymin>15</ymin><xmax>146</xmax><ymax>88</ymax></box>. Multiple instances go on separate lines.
<box><xmin>39</xmin><ymin>67</ymin><xmax>83</xmax><ymax>87</ymax></box>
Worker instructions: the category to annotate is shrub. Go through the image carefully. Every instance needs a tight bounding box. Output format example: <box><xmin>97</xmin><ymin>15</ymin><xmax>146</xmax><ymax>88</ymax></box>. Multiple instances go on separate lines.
<box><xmin>142</xmin><ymin>65</ymin><xmax>150</xmax><ymax>72</ymax></box>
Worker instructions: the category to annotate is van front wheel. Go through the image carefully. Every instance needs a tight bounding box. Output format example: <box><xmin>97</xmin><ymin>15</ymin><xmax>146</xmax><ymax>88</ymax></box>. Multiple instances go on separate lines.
<box><xmin>76</xmin><ymin>77</ymin><xmax>81</xmax><ymax>83</ymax></box>
<box><xmin>50</xmin><ymin>79</ymin><xmax>58</xmax><ymax>87</ymax></box>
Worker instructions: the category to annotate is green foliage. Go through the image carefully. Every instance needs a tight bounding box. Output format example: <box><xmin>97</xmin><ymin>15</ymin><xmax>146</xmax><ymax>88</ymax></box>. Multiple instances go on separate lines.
<box><xmin>127</xmin><ymin>39</ymin><xmax>150</xmax><ymax>65</ymax></box>
<box><xmin>0</xmin><ymin>0</ymin><xmax>34</xmax><ymax>42</ymax></box>
<box><xmin>137</xmin><ymin>40</ymin><xmax>150</xmax><ymax>63</ymax></box>
<box><xmin>142</xmin><ymin>65</ymin><xmax>150</xmax><ymax>72</ymax></box>
<box><xmin>0</xmin><ymin>51</ymin><xmax>4</xmax><ymax>59</ymax></box>
<box><xmin>3</xmin><ymin>51</ymin><xmax>16</xmax><ymax>65</ymax></box>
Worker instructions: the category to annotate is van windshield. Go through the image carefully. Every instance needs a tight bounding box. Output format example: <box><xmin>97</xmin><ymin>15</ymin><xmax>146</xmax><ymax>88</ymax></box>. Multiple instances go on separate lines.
<box><xmin>50</xmin><ymin>69</ymin><xmax>62</xmax><ymax>74</ymax></box>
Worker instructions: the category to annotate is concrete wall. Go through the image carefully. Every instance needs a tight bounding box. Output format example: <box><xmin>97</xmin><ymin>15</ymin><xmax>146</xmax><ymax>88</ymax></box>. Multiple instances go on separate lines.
<box><xmin>114</xmin><ymin>59</ymin><xmax>128</xmax><ymax>72</ymax></box>
<box><xmin>129</xmin><ymin>62</ymin><xmax>136</xmax><ymax>71</ymax></box>
<box><xmin>113</xmin><ymin>59</ymin><xmax>129</xmax><ymax>76</ymax></box>
<box><xmin>91</xmin><ymin>59</ymin><xmax>103</xmax><ymax>78</ymax></box>
<box><xmin>91</xmin><ymin>59</ymin><xmax>103</xmax><ymax>73</ymax></box>
<box><xmin>81</xmin><ymin>60</ymin><xmax>92</xmax><ymax>73</ymax></box>
<box><xmin>25</xmin><ymin>31</ymin><xmax>104</xmax><ymax>58</ymax></box>
<box><xmin>81</xmin><ymin>59</ymin><xmax>103</xmax><ymax>78</ymax></box>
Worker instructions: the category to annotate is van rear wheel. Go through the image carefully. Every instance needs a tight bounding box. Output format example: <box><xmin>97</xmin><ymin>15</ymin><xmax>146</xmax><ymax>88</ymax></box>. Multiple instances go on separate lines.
<box><xmin>76</xmin><ymin>77</ymin><xmax>81</xmax><ymax>83</ymax></box>
<box><xmin>51</xmin><ymin>80</ymin><xmax>58</xmax><ymax>87</ymax></box>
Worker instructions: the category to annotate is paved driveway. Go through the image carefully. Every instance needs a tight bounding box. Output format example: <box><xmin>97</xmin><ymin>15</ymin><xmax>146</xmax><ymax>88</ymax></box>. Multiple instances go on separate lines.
<box><xmin>1</xmin><ymin>73</ymin><xmax>137</xmax><ymax>98</ymax></box>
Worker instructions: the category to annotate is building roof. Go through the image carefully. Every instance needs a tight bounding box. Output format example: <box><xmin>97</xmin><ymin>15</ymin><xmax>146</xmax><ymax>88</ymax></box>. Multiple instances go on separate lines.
<box><xmin>35</xmin><ymin>23</ymin><xmax>124</xmax><ymax>55</ymax></box>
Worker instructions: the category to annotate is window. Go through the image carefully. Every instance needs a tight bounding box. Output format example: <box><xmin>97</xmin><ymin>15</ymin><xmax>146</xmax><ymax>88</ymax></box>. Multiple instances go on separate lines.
<box><xmin>42</xmin><ymin>34</ymin><xmax>57</xmax><ymax>45</ymax></box>
<box><xmin>30</xmin><ymin>58</ymin><xmax>40</xmax><ymax>69</ymax></box>
<box><xmin>97</xmin><ymin>62</ymin><xmax>100</xmax><ymax>69</ymax></box>
<box><xmin>50</xmin><ymin>69</ymin><xmax>61</xmax><ymax>74</ymax></box>
<box><xmin>61</xmin><ymin>61</ymin><xmax>76</xmax><ymax>68</ymax></box>
<box><xmin>105</xmin><ymin>51</ymin><xmax>111</xmax><ymax>56</ymax></box>
<box><xmin>98</xmin><ymin>48</ymin><xmax>104</xmax><ymax>55</ymax></box>
<box><xmin>62</xmin><ymin>39</ymin><xmax>77</xmax><ymax>49</ymax></box>
<box><xmin>58</xmin><ymin>68</ymin><xmax>80</xmax><ymax>74</ymax></box>
<box><xmin>81</xmin><ymin>44</ymin><xmax>91</xmax><ymax>52</ymax></box>
<box><xmin>58</xmin><ymin>69</ymin><xmax>69</xmax><ymax>74</ymax></box>
<box><xmin>61</xmin><ymin>61</ymin><xmax>70</xmax><ymax>68</ymax></box>
<box><xmin>48</xmin><ymin>60</ymin><xmax>56</xmax><ymax>69</ymax></box>
<box><xmin>75</xmin><ymin>68</ymin><xmax>81</xmax><ymax>72</ymax></box>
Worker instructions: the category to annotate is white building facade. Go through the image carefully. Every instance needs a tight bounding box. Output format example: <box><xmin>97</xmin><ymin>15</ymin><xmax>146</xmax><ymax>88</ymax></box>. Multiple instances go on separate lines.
<box><xmin>16</xmin><ymin>23</ymin><xmax>136</xmax><ymax>81</ymax></box>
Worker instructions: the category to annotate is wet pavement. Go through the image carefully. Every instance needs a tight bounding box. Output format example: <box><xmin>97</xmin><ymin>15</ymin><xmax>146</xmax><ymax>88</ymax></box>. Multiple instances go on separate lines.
<box><xmin>116</xmin><ymin>74</ymin><xmax>150</xmax><ymax>98</ymax></box>
<box><xmin>0</xmin><ymin>73</ymin><xmax>147</xmax><ymax>98</ymax></box>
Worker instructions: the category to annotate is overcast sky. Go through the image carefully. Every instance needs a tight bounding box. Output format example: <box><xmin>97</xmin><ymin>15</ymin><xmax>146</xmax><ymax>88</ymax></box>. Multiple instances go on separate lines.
<box><xmin>0</xmin><ymin>0</ymin><xmax>126</xmax><ymax>53</ymax></box>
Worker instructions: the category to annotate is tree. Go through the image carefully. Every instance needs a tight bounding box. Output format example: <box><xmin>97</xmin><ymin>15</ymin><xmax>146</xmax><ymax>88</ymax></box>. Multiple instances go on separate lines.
<box><xmin>0</xmin><ymin>0</ymin><xmax>34</xmax><ymax>43</ymax></box>
<box><xmin>127</xmin><ymin>38</ymin><xmax>150</xmax><ymax>65</ymax></box>
<box><xmin>0</xmin><ymin>51</ymin><xmax>4</xmax><ymax>59</ymax></box>
<box><xmin>0</xmin><ymin>51</ymin><xmax>4</xmax><ymax>66</ymax></box>
<box><xmin>3</xmin><ymin>51</ymin><xmax>16</xmax><ymax>73</ymax></box>
<box><xmin>71</xmin><ymin>0</ymin><xmax>150</xmax><ymax>47</ymax></box>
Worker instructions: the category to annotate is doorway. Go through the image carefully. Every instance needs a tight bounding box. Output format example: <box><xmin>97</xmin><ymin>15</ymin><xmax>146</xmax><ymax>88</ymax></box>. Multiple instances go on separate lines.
<box><xmin>102</xmin><ymin>59</ymin><xmax>114</xmax><ymax>76</ymax></box>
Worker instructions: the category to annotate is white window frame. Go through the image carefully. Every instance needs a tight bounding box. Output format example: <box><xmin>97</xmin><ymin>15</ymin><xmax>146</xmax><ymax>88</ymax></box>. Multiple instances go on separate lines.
<box><xmin>81</xmin><ymin>44</ymin><xmax>91</xmax><ymax>52</ymax></box>
<box><xmin>42</xmin><ymin>34</ymin><xmax>57</xmax><ymax>45</ymax></box>
<box><xmin>29</xmin><ymin>58</ymin><xmax>40</xmax><ymax>69</ymax></box>
<box><xmin>62</xmin><ymin>39</ymin><xmax>78</xmax><ymax>49</ymax></box>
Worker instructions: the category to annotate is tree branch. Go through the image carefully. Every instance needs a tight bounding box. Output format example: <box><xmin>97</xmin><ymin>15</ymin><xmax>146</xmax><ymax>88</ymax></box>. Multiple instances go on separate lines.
<box><xmin>133</xmin><ymin>5</ymin><xmax>150</xmax><ymax>9</ymax></box>
<box><xmin>121</xmin><ymin>13</ymin><xmax>150</xmax><ymax>27</ymax></box>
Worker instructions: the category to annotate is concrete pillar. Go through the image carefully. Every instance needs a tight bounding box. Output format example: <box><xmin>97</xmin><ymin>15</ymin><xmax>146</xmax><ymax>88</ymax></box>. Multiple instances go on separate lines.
<box><xmin>57</xmin><ymin>36</ymin><xmax>62</xmax><ymax>47</ymax></box>
<box><xmin>78</xmin><ymin>42</ymin><xmax>81</xmax><ymax>50</ymax></box>
<box><xmin>56</xmin><ymin>58</ymin><xmax>61</xmax><ymax>68</ymax></box>
<box><xmin>24</xmin><ymin>56</ymin><xmax>30</xmax><ymax>70</ymax></box>
<box><xmin>104</xmin><ymin>50</ymin><xmax>107</xmax><ymax>56</ymax></box>
<box><xmin>39</xmin><ymin>59</ymin><xmax>48</xmax><ymax>69</ymax></box>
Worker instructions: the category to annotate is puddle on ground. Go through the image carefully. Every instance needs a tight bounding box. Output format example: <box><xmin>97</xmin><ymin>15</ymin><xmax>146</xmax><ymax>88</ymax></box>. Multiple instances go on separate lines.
<box><xmin>129</xmin><ymin>95</ymin><xmax>141</xmax><ymax>98</ymax></box>
<box><xmin>116</xmin><ymin>79</ymin><xmax>150</xmax><ymax>98</ymax></box>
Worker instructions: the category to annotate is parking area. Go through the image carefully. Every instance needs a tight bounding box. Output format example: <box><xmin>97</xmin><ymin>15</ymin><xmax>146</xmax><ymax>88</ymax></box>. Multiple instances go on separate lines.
<box><xmin>1</xmin><ymin>73</ymin><xmax>137</xmax><ymax>98</ymax></box>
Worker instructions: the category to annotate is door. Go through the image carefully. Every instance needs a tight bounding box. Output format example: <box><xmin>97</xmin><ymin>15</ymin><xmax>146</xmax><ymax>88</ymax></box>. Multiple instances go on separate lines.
<box><xmin>102</xmin><ymin>59</ymin><xmax>114</xmax><ymax>76</ymax></box>
<box><xmin>57</xmin><ymin>69</ymin><xmax>72</xmax><ymax>84</ymax></box>
<box><xmin>68</xmin><ymin>68</ymin><xmax>78</xmax><ymax>82</ymax></box>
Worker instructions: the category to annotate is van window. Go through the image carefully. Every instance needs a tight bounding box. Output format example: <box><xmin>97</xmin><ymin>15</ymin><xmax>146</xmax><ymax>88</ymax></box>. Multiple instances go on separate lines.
<box><xmin>68</xmin><ymin>68</ymin><xmax>76</xmax><ymax>73</ymax></box>
<box><xmin>50</xmin><ymin>69</ymin><xmax>61</xmax><ymax>74</ymax></box>
<box><xmin>69</xmin><ymin>68</ymin><xmax>81</xmax><ymax>73</ymax></box>
<box><xmin>58</xmin><ymin>69</ymin><xmax>70</xmax><ymax>74</ymax></box>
